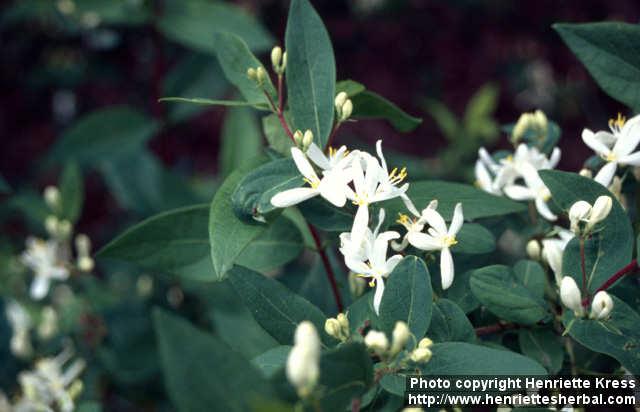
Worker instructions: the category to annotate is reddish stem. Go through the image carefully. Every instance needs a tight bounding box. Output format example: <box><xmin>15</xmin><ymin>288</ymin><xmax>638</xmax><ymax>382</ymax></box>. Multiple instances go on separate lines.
<box><xmin>277</xmin><ymin>74</ymin><xmax>284</xmax><ymax>113</ymax></box>
<box><xmin>324</xmin><ymin>122</ymin><xmax>341</xmax><ymax>153</ymax></box>
<box><xmin>308</xmin><ymin>223</ymin><xmax>344</xmax><ymax>313</ymax></box>
<box><xmin>263</xmin><ymin>89</ymin><xmax>295</xmax><ymax>142</ymax></box>
<box><xmin>582</xmin><ymin>259</ymin><xmax>639</xmax><ymax>305</ymax></box>
<box><xmin>475</xmin><ymin>322</ymin><xmax>518</xmax><ymax>336</ymax></box>
<box><xmin>351</xmin><ymin>397</ymin><xmax>361</xmax><ymax>412</ymax></box>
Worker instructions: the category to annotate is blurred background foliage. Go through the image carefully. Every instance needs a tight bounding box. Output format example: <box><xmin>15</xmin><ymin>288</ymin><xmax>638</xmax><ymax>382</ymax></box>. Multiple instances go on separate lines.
<box><xmin>0</xmin><ymin>0</ymin><xmax>639</xmax><ymax>410</ymax></box>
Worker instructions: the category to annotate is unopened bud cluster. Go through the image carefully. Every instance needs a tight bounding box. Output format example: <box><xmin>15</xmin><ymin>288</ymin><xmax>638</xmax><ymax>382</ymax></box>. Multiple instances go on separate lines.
<box><xmin>512</xmin><ymin>109</ymin><xmax>548</xmax><ymax>143</ymax></box>
<box><xmin>293</xmin><ymin>129</ymin><xmax>314</xmax><ymax>152</ymax></box>
<box><xmin>409</xmin><ymin>338</ymin><xmax>433</xmax><ymax>363</ymax></box>
<box><xmin>324</xmin><ymin>313</ymin><xmax>349</xmax><ymax>342</ymax></box>
<box><xmin>559</xmin><ymin>276</ymin><xmax>614</xmax><ymax>319</ymax></box>
<box><xmin>568</xmin><ymin>195</ymin><xmax>612</xmax><ymax>236</ymax></box>
<box><xmin>286</xmin><ymin>321</ymin><xmax>320</xmax><ymax>398</ymax></box>
<box><xmin>43</xmin><ymin>186</ymin><xmax>72</xmax><ymax>239</ymax></box>
<box><xmin>270</xmin><ymin>46</ymin><xmax>287</xmax><ymax>75</ymax></box>
<box><xmin>247</xmin><ymin>66</ymin><xmax>267</xmax><ymax>86</ymax></box>
<box><xmin>75</xmin><ymin>234</ymin><xmax>94</xmax><ymax>272</ymax></box>
<box><xmin>334</xmin><ymin>92</ymin><xmax>353</xmax><ymax>123</ymax></box>
<box><xmin>363</xmin><ymin>322</ymin><xmax>432</xmax><ymax>364</ymax></box>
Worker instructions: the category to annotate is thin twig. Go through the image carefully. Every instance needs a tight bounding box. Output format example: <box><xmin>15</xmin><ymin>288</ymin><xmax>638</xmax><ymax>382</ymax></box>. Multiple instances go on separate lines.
<box><xmin>475</xmin><ymin>322</ymin><xmax>518</xmax><ymax>336</ymax></box>
<box><xmin>308</xmin><ymin>222</ymin><xmax>344</xmax><ymax>312</ymax></box>
<box><xmin>324</xmin><ymin>122</ymin><xmax>341</xmax><ymax>153</ymax></box>
<box><xmin>582</xmin><ymin>259</ymin><xmax>639</xmax><ymax>306</ymax></box>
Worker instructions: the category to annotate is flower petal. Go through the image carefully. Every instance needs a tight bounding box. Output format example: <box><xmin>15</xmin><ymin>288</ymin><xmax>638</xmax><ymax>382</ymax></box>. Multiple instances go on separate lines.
<box><xmin>420</xmin><ymin>207</ymin><xmax>447</xmax><ymax>234</ymax></box>
<box><xmin>373</xmin><ymin>277</ymin><xmax>385</xmax><ymax>315</ymax></box>
<box><xmin>30</xmin><ymin>276</ymin><xmax>50</xmax><ymax>300</ymax></box>
<box><xmin>271</xmin><ymin>188</ymin><xmax>318</xmax><ymax>207</ymax></box>
<box><xmin>582</xmin><ymin>128</ymin><xmax>610</xmax><ymax>156</ymax></box>
<box><xmin>440</xmin><ymin>247</ymin><xmax>454</xmax><ymax>290</ymax></box>
<box><xmin>291</xmin><ymin>147</ymin><xmax>318</xmax><ymax>182</ymax></box>
<box><xmin>318</xmin><ymin>172</ymin><xmax>348</xmax><ymax>207</ymax></box>
<box><xmin>503</xmin><ymin>184</ymin><xmax>533</xmax><ymax>201</ymax></box>
<box><xmin>614</xmin><ymin>122</ymin><xmax>640</xmax><ymax>156</ymax></box>
<box><xmin>306</xmin><ymin>143</ymin><xmax>330</xmax><ymax>170</ymax></box>
<box><xmin>407</xmin><ymin>232</ymin><xmax>442</xmax><ymax>251</ymax></box>
<box><xmin>618</xmin><ymin>151</ymin><xmax>640</xmax><ymax>166</ymax></box>
<box><xmin>593</xmin><ymin>161</ymin><xmax>617</xmax><ymax>187</ymax></box>
<box><xmin>448</xmin><ymin>203</ymin><xmax>464</xmax><ymax>236</ymax></box>
<box><xmin>351</xmin><ymin>205</ymin><xmax>370</xmax><ymax>248</ymax></box>
<box><xmin>535</xmin><ymin>197</ymin><xmax>557</xmax><ymax>221</ymax></box>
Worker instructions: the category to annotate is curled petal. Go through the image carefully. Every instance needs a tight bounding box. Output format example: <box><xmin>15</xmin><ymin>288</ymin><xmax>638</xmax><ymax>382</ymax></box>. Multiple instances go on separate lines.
<box><xmin>593</xmin><ymin>161</ymin><xmax>617</xmax><ymax>187</ymax></box>
<box><xmin>535</xmin><ymin>197</ymin><xmax>557</xmax><ymax>221</ymax></box>
<box><xmin>373</xmin><ymin>277</ymin><xmax>385</xmax><ymax>315</ymax></box>
<box><xmin>420</xmin><ymin>207</ymin><xmax>447</xmax><ymax>235</ymax></box>
<box><xmin>440</xmin><ymin>247</ymin><xmax>454</xmax><ymax>290</ymax></box>
<box><xmin>448</xmin><ymin>203</ymin><xmax>464</xmax><ymax>236</ymax></box>
<box><xmin>582</xmin><ymin>129</ymin><xmax>611</xmax><ymax>156</ymax></box>
<box><xmin>407</xmin><ymin>232</ymin><xmax>442</xmax><ymax>251</ymax></box>
<box><xmin>271</xmin><ymin>188</ymin><xmax>318</xmax><ymax>207</ymax></box>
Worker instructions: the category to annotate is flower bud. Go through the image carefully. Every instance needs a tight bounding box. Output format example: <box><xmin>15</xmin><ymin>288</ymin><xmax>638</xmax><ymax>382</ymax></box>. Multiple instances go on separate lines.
<box><xmin>590</xmin><ymin>291</ymin><xmax>614</xmax><ymax>320</ymax></box>
<box><xmin>255</xmin><ymin>67</ymin><xmax>266</xmax><ymax>85</ymax></box>
<box><xmin>294</xmin><ymin>321</ymin><xmax>321</xmax><ymax>353</ymax></box>
<box><xmin>247</xmin><ymin>67</ymin><xmax>257</xmax><ymax>81</ymax></box>
<box><xmin>293</xmin><ymin>130</ymin><xmax>304</xmax><ymax>147</ymax></box>
<box><xmin>44</xmin><ymin>186</ymin><xmax>60</xmax><ymax>210</ymax></box>
<box><xmin>324</xmin><ymin>318</ymin><xmax>341</xmax><ymax>339</ymax></box>
<box><xmin>37</xmin><ymin>306</ymin><xmax>58</xmax><ymax>339</ymax></box>
<box><xmin>45</xmin><ymin>215</ymin><xmax>59</xmax><ymax>236</ymax></box>
<box><xmin>418</xmin><ymin>337</ymin><xmax>433</xmax><ymax>349</ymax></box>
<box><xmin>302</xmin><ymin>130</ymin><xmax>314</xmax><ymax>151</ymax></box>
<box><xmin>410</xmin><ymin>347</ymin><xmax>432</xmax><ymax>363</ymax></box>
<box><xmin>341</xmin><ymin>99</ymin><xmax>353</xmax><ymax>121</ymax></box>
<box><xmin>287</xmin><ymin>321</ymin><xmax>320</xmax><ymax>398</ymax></box>
<box><xmin>334</xmin><ymin>91</ymin><xmax>348</xmax><ymax>111</ymax></box>
<box><xmin>569</xmin><ymin>200</ymin><xmax>591</xmax><ymax>234</ymax></box>
<box><xmin>364</xmin><ymin>330</ymin><xmax>388</xmax><ymax>354</ymax></box>
<box><xmin>75</xmin><ymin>234</ymin><xmax>91</xmax><ymax>257</ymax></box>
<box><xmin>57</xmin><ymin>219</ymin><xmax>72</xmax><ymax>239</ymax></box>
<box><xmin>560</xmin><ymin>276</ymin><xmax>584</xmax><ymax>316</ymax></box>
<box><xmin>77</xmin><ymin>256</ymin><xmax>94</xmax><ymax>272</ymax></box>
<box><xmin>271</xmin><ymin>46</ymin><xmax>283</xmax><ymax>71</ymax></box>
<box><xmin>390</xmin><ymin>321</ymin><xmax>410</xmax><ymax>355</ymax></box>
<box><xmin>336</xmin><ymin>313</ymin><xmax>349</xmax><ymax>334</ymax></box>
<box><xmin>586</xmin><ymin>195</ymin><xmax>612</xmax><ymax>230</ymax></box>
<box><xmin>579</xmin><ymin>168</ymin><xmax>593</xmax><ymax>178</ymax></box>
<box><xmin>526</xmin><ymin>240</ymin><xmax>541</xmax><ymax>260</ymax></box>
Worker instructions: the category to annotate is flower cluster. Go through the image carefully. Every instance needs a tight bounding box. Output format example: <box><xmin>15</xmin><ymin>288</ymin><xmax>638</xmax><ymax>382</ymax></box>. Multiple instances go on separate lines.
<box><xmin>271</xmin><ymin>138</ymin><xmax>465</xmax><ymax>314</ymax></box>
<box><xmin>364</xmin><ymin>321</ymin><xmax>433</xmax><ymax>364</ymax></box>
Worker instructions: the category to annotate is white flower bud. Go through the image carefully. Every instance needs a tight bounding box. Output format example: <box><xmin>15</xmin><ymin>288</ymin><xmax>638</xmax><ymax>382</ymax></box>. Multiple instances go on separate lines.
<box><xmin>560</xmin><ymin>276</ymin><xmax>584</xmax><ymax>316</ymax></box>
<box><xmin>334</xmin><ymin>91</ymin><xmax>348</xmax><ymax>110</ymax></box>
<box><xmin>526</xmin><ymin>240</ymin><xmax>541</xmax><ymax>260</ymax></box>
<box><xmin>569</xmin><ymin>200</ymin><xmax>592</xmax><ymax>234</ymax></box>
<box><xmin>293</xmin><ymin>130</ymin><xmax>304</xmax><ymax>147</ymax></box>
<box><xmin>38</xmin><ymin>306</ymin><xmax>58</xmax><ymax>339</ymax></box>
<box><xmin>391</xmin><ymin>321</ymin><xmax>410</xmax><ymax>354</ymax></box>
<box><xmin>77</xmin><ymin>256</ymin><xmax>94</xmax><ymax>272</ymax></box>
<box><xmin>336</xmin><ymin>313</ymin><xmax>349</xmax><ymax>336</ymax></box>
<box><xmin>579</xmin><ymin>168</ymin><xmax>593</xmax><ymax>178</ymax></box>
<box><xmin>287</xmin><ymin>321</ymin><xmax>321</xmax><ymax>398</ymax></box>
<box><xmin>137</xmin><ymin>275</ymin><xmax>154</xmax><ymax>297</ymax></box>
<box><xmin>418</xmin><ymin>337</ymin><xmax>433</xmax><ymax>349</ymax></box>
<box><xmin>75</xmin><ymin>234</ymin><xmax>91</xmax><ymax>257</ymax></box>
<box><xmin>324</xmin><ymin>318</ymin><xmax>341</xmax><ymax>339</ymax></box>
<box><xmin>410</xmin><ymin>347</ymin><xmax>432</xmax><ymax>363</ymax></box>
<box><xmin>45</xmin><ymin>215</ymin><xmax>59</xmax><ymax>236</ymax></box>
<box><xmin>364</xmin><ymin>330</ymin><xmax>388</xmax><ymax>354</ymax></box>
<box><xmin>255</xmin><ymin>67</ymin><xmax>266</xmax><ymax>85</ymax></box>
<box><xmin>341</xmin><ymin>99</ymin><xmax>353</xmax><ymax>121</ymax></box>
<box><xmin>586</xmin><ymin>195</ymin><xmax>612</xmax><ymax>230</ymax></box>
<box><xmin>302</xmin><ymin>130</ymin><xmax>314</xmax><ymax>151</ymax></box>
<box><xmin>590</xmin><ymin>291</ymin><xmax>614</xmax><ymax>320</ymax></box>
<box><xmin>247</xmin><ymin>67</ymin><xmax>257</xmax><ymax>81</ymax></box>
<box><xmin>44</xmin><ymin>186</ymin><xmax>60</xmax><ymax>209</ymax></box>
<box><xmin>271</xmin><ymin>46</ymin><xmax>283</xmax><ymax>71</ymax></box>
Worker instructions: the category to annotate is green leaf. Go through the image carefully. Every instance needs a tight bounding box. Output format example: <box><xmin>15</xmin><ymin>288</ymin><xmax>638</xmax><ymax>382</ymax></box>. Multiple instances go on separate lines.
<box><xmin>454</xmin><ymin>223</ymin><xmax>495</xmax><ymax>254</ymax></box>
<box><xmin>318</xmin><ymin>343</ymin><xmax>373</xmax><ymax>411</ymax></box>
<box><xmin>563</xmin><ymin>296</ymin><xmax>640</xmax><ymax>375</ymax></box>
<box><xmin>262</xmin><ymin>113</ymin><xmax>294</xmax><ymax>156</ymax></box>
<box><xmin>423</xmin><ymin>99</ymin><xmax>459</xmax><ymax>141</ymax></box>
<box><xmin>227</xmin><ymin>265</ymin><xmax>330</xmax><ymax>346</ymax></box>
<box><xmin>157</xmin><ymin>0</ymin><xmax>274</xmax><ymax>54</ymax></box>
<box><xmin>285</xmin><ymin>0</ymin><xmax>336</xmax><ymax>147</ymax></box>
<box><xmin>58</xmin><ymin>162</ymin><xmax>83</xmax><ymax>223</ymax></box>
<box><xmin>159</xmin><ymin>97</ymin><xmax>269</xmax><ymax>110</ymax></box>
<box><xmin>351</xmin><ymin>90</ymin><xmax>422</xmax><ymax>132</ymax></box>
<box><xmin>386</xmin><ymin>180</ymin><xmax>527</xmax><ymax>221</ymax></box>
<box><xmin>336</xmin><ymin>79</ymin><xmax>366</xmax><ymax>96</ymax></box>
<box><xmin>443</xmin><ymin>270</ymin><xmax>479</xmax><ymax>314</ymax></box>
<box><xmin>379</xmin><ymin>256</ymin><xmax>433</xmax><ymax>340</ymax></box>
<box><xmin>420</xmin><ymin>342</ymin><xmax>547</xmax><ymax>375</ymax></box>
<box><xmin>470</xmin><ymin>265</ymin><xmax>550</xmax><ymax>325</ymax></box>
<box><xmin>518</xmin><ymin>329</ymin><xmax>563</xmax><ymax>374</ymax></box>
<box><xmin>209</xmin><ymin>161</ymin><xmax>268</xmax><ymax>279</ymax></box>
<box><xmin>238</xmin><ymin>215</ymin><xmax>304</xmax><ymax>273</ymax></box>
<box><xmin>76</xmin><ymin>402</ymin><xmax>102</xmax><ymax>412</ymax></box>
<box><xmin>427</xmin><ymin>298</ymin><xmax>476</xmax><ymax>343</ymax></box>
<box><xmin>346</xmin><ymin>292</ymin><xmax>379</xmax><ymax>334</ymax></box>
<box><xmin>252</xmin><ymin>346</ymin><xmax>291</xmax><ymax>378</ymax></box>
<box><xmin>463</xmin><ymin>83</ymin><xmax>499</xmax><ymax>127</ymax></box>
<box><xmin>554</xmin><ymin>22</ymin><xmax>640</xmax><ymax>110</ymax></box>
<box><xmin>97</xmin><ymin>205</ymin><xmax>215</xmax><ymax>281</ymax></box>
<box><xmin>153</xmin><ymin>309</ymin><xmax>274</xmax><ymax>412</ymax></box>
<box><xmin>539</xmin><ymin>170</ymin><xmax>633</xmax><ymax>292</ymax></box>
<box><xmin>211</xmin><ymin>307</ymin><xmax>279</xmax><ymax>359</ymax></box>
<box><xmin>220</xmin><ymin>107</ymin><xmax>263</xmax><ymax>178</ymax></box>
<box><xmin>162</xmin><ymin>54</ymin><xmax>228</xmax><ymax>124</ymax></box>
<box><xmin>47</xmin><ymin>106</ymin><xmax>159</xmax><ymax>166</ymax></box>
<box><xmin>513</xmin><ymin>259</ymin><xmax>546</xmax><ymax>299</ymax></box>
<box><xmin>298</xmin><ymin>197</ymin><xmax>354</xmax><ymax>232</ymax></box>
<box><xmin>231</xmin><ymin>158</ymin><xmax>302</xmax><ymax>221</ymax></box>
<box><xmin>69</xmin><ymin>0</ymin><xmax>150</xmax><ymax>26</ymax></box>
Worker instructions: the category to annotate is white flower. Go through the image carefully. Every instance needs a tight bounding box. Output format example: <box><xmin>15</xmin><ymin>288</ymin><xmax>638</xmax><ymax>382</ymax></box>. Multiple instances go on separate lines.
<box><xmin>391</xmin><ymin>200</ymin><xmax>438</xmax><ymax>252</ymax></box>
<box><xmin>560</xmin><ymin>276</ymin><xmax>584</xmax><ymax>317</ymax></box>
<box><xmin>339</xmin><ymin>209</ymin><xmax>403</xmax><ymax>315</ymax></box>
<box><xmin>582</xmin><ymin>113</ymin><xmax>640</xmax><ymax>187</ymax></box>
<box><xmin>568</xmin><ymin>196</ymin><xmax>613</xmax><ymax>235</ymax></box>
<box><xmin>493</xmin><ymin>144</ymin><xmax>561</xmax><ymax>191</ymax></box>
<box><xmin>286</xmin><ymin>321</ymin><xmax>321</xmax><ymax>398</ymax></box>
<box><xmin>474</xmin><ymin>158</ymin><xmax>500</xmax><ymax>195</ymax></box>
<box><xmin>503</xmin><ymin>163</ymin><xmax>557</xmax><ymax>221</ymax></box>
<box><xmin>346</xmin><ymin>140</ymin><xmax>413</xmax><ymax>246</ymax></box>
<box><xmin>407</xmin><ymin>202</ymin><xmax>463</xmax><ymax>290</ymax></box>
<box><xmin>364</xmin><ymin>330</ymin><xmax>389</xmax><ymax>354</ymax></box>
<box><xmin>21</xmin><ymin>238</ymin><xmax>69</xmax><ymax>300</ymax></box>
<box><xmin>541</xmin><ymin>227</ymin><xmax>574</xmax><ymax>286</ymax></box>
<box><xmin>590</xmin><ymin>291</ymin><xmax>614</xmax><ymax>320</ymax></box>
<box><xmin>271</xmin><ymin>145</ymin><xmax>354</xmax><ymax>208</ymax></box>
<box><xmin>6</xmin><ymin>300</ymin><xmax>33</xmax><ymax>358</ymax></box>
<box><xmin>390</xmin><ymin>321</ymin><xmax>410</xmax><ymax>355</ymax></box>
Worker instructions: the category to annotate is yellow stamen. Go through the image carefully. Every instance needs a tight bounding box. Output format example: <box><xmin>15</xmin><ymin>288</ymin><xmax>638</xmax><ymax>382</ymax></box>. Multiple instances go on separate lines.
<box><xmin>328</xmin><ymin>147</ymin><xmax>336</xmax><ymax>157</ymax></box>
<box><xmin>443</xmin><ymin>235</ymin><xmax>458</xmax><ymax>247</ymax></box>
<box><xmin>609</xmin><ymin>113</ymin><xmax>626</xmax><ymax>130</ymax></box>
<box><xmin>388</xmin><ymin>166</ymin><xmax>407</xmax><ymax>185</ymax></box>
<box><xmin>396</xmin><ymin>213</ymin><xmax>410</xmax><ymax>225</ymax></box>
<box><xmin>369</xmin><ymin>279</ymin><xmax>376</xmax><ymax>287</ymax></box>
<box><xmin>303</xmin><ymin>177</ymin><xmax>319</xmax><ymax>189</ymax></box>
<box><xmin>604</xmin><ymin>152</ymin><xmax>617</xmax><ymax>162</ymax></box>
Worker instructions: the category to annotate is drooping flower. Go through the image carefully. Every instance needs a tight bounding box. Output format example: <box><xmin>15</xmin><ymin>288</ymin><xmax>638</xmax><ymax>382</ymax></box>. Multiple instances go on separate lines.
<box><xmin>5</xmin><ymin>300</ymin><xmax>33</xmax><ymax>358</ymax></box>
<box><xmin>407</xmin><ymin>202</ymin><xmax>463</xmax><ymax>290</ymax></box>
<box><xmin>590</xmin><ymin>291</ymin><xmax>614</xmax><ymax>320</ymax></box>
<box><xmin>582</xmin><ymin>113</ymin><xmax>640</xmax><ymax>187</ymax></box>
<box><xmin>21</xmin><ymin>238</ymin><xmax>69</xmax><ymax>300</ymax></box>
<box><xmin>540</xmin><ymin>227</ymin><xmax>574</xmax><ymax>286</ymax></box>
<box><xmin>503</xmin><ymin>163</ymin><xmax>557</xmax><ymax>221</ymax></box>
<box><xmin>559</xmin><ymin>276</ymin><xmax>584</xmax><ymax>317</ymax></box>
<box><xmin>492</xmin><ymin>144</ymin><xmax>561</xmax><ymax>191</ymax></box>
<box><xmin>339</xmin><ymin>209</ymin><xmax>403</xmax><ymax>315</ymax></box>
<box><xmin>271</xmin><ymin>145</ymin><xmax>354</xmax><ymax>208</ymax></box>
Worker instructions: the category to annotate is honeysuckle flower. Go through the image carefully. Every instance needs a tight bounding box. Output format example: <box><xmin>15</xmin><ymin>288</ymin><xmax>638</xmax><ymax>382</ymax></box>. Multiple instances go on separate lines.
<box><xmin>339</xmin><ymin>209</ymin><xmax>403</xmax><ymax>315</ymax></box>
<box><xmin>286</xmin><ymin>321</ymin><xmax>320</xmax><ymax>398</ymax></box>
<box><xmin>364</xmin><ymin>330</ymin><xmax>388</xmax><ymax>354</ymax></box>
<box><xmin>407</xmin><ymin>202</ymin><xmax>463</xmax><ymax>290</ymax></box>
<box><xmin>541</xmin><ymin>227</ymin><xmax>574</xmax><ymax>286</ymax></box>
<box><xmin>590</xmin><ymin>291</ymin><xmax>614</xmax><ymax>320</ymax></box>
<box><xmin>560</xmin><ymin>276</ymin><xmax>584</xmax><ymax>316</ymax></box>
<box><xmin>21</xmin><ymin>238</ymin><xmax>69</xmax><ymax>300</ymax></box>
<box><xmin>582</xmin><ymin>113</ymin><xmax>640</xmax><ymax>187</ymax></box>
<box><xmin>568</xmin><ymin>196</ymin><xmax>613</xmax><ymax>236</ymax></box>
<box><xmin>346</xmin><ymin>142</ymin><xmax>411</xmax><ymax>249</ymax></box>
<box><xmin>271</xmin><ymin>146</ymin><xmax>353</xmax><ymax>208</ymax></box>
<box><xmin>493</xmin><ymin>144</ymin><xmax>561</xmax><ymax>191</ymax></box>
<box><xmin>391</xmin><ymin>200</ymin><xmax>438</xmax><ymax>252</ymax></box>
<box><xmin>474</xmin><ymin>158</ymin><xmax>500</xmax><ymax>195</ymax></box>
<box><xmin>324</xmin><ymin>313</ymin><xmax>349</xmax><ymax>341</ymax></box>
<box><xmin>503</xmin><ymin>163</ymin><xmax>556</xmax><ymax>221</ymax></box>
<box><xmin>409</xmin><ymin>347</ymin><xmax>432</xmax><ymax>363</ymax></box>
<box><xmin>17</xmin><ymin>347</ymin><xmax>85</xmax><ymax>412</ymax></box>
<box><xmin>6</xmin><ymin>300</ymin><xmax>33</xmax><ymax>358</ymax></box>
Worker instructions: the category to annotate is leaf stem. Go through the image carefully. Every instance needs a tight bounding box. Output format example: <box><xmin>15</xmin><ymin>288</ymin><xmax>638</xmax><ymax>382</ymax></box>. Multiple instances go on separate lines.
<box><xmin>263</xmin><ymin>88</ymin><xmax>295</xmax><ymax>142</ymax></box>
<box><xmin>474</xmin><ymin>322</ymin><xmax>518</xmax><ymax>336</ymax></box>
<box><xmin>324</xmin><ymin>121</ymin><xmax>341</xmax><ymax>153</ymax></box>
<box><xmin>582</xmin><ymin>259</ymin><xmax>639</xmax><ymax>306</ymax></box>
<box><xmin>308</xmin><ymin>222</ymin><xmax>344</xmax><ymax>313</ymax></box>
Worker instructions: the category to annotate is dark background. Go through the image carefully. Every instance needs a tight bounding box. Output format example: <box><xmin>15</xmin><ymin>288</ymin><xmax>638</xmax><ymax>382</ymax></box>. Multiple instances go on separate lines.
<box><xmin>1</xmin><ymin>0</ymin><xmax>639</xmax><ymax>237</ymax></box>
